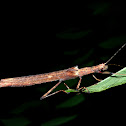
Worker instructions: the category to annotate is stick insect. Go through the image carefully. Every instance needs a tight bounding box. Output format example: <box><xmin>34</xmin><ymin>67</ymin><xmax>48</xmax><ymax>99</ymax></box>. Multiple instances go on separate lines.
<box><xmin>0</xmin><ymin>43</ymin><xmax>125</xmax><ymax>100</ymax></box>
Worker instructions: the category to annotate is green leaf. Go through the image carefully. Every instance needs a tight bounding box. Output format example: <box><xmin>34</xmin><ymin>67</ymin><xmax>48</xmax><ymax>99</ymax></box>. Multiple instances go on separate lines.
<box><xmin>10</xmin><ymin>100</ymin><xmax>41</xmax><ymax>114</ymax></box>
<box><xmin>85</xmin><ymin>67</ymin><xmax>126</xmax><ymax>93</ymax></box>
<box><xmin>1</xmin><ymin>117</ymin><xmax>30</xmax><ymax>126</ymax></box>
<box><xmin>41</xmin><ymin>115</ymin><xmax>77</xmax><ymax>126</ymax></box>
<box><xmin>65</xmin><ymin>67</ymin><xmax>126</xmax><ymax>93</ymax></box>
<box><xmin>99</xmin><ymin>36</ymin><xmax>126</xmax><ymax>48</ymax></box>
<box><xmin>88</xmin><ymin>2</ymin><xmax>110</xmax><ymax>15</ymax></box>
<box><xmin>56</xmin><ymin>94</ymin><xmax>85</xmax><ymax>108</ymax></box>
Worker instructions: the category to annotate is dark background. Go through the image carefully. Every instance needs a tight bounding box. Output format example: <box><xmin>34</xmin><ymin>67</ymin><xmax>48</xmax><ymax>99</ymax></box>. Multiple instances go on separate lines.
<box><xmin>0</xmin><ymin>1</ymin><xmax>126</xmax><ymax>126</ymax></box>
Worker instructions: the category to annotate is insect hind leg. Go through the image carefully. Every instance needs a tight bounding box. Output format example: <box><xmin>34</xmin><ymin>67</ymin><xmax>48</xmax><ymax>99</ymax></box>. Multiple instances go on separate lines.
<box><xmin>41</xmin><ymin>81</ymin><xmax>62</xmax><ymax>99</ymax></box>
<box><xmin>40</xmin><ymin>82</ymin><xmax>70</xmax><ymax>100</ymax></box>
<box><xmin>40</xmin><ymin>90</ymin><xmax>68</xmax><ymax>100</ymax></box>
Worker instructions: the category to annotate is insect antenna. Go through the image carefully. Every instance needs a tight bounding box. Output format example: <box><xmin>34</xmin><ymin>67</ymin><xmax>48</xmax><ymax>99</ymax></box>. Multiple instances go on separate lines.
<box><xmin>107</xmin><ymin>64</ymin><xmax>123</xmax><ymax>67</ymax></box>
<box><xmin>105</xmin><ymin>43</ymin><xmax>126</xmax><ymax>65</ymax></box>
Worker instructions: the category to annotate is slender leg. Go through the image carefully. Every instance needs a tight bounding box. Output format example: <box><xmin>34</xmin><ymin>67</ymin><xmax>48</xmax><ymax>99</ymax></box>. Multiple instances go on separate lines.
<box><xmin>40</xmin><ymin>81</ymin><xmax>70</xmax><ymax>100</ymax></box>
<box><xmin>92</xmin><ymin>71</ymin><xmax>114</xmax><ymax>82</ymax></box>
<box><xmin>76</xmin><ymin>77</ymin><xmax>89</xmax><ymax>93</ymax></box>
<box><xmin>64</xmin><ymin>82</ymin><xmax>70</xmax><ymax>89</ymax></box>
<box><xmin>78</xmin><ymin>86</ymin><xmax>89</xmax><ymax>93</ymax></box>
<box><xmin>92</xmin><ymin>74</ymin><xmax>101</xmax><ymax>81</ymax></box>
<box><xmin>40</xmin><ymin>90</ymin><xmax>68</xmax><ymax>100</ymax></box>
<box><xmin>100</xmin><ymin>71</ymin><xmax>126</xmax><ymax>76</ymax></box>
<box><xmin>41</xmin><ymin>81</ymin><xmax>62</xmax><ymax>99</ymax></box>
<box><xmin>76</xmin><ymin>77</ymin><xmax>82</xmax><ymax>90</ymax></box>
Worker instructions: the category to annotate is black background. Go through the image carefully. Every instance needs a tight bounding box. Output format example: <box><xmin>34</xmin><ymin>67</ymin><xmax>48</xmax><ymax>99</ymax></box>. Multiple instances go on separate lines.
<box><xmin>0</xmin><ymin>1</ymin><xmax>126</xmax><ymax>126</ymax></box>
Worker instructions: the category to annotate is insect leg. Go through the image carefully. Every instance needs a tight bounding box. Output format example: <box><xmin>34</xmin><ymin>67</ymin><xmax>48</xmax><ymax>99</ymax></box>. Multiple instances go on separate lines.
<box><xmin>41</xmin><ymin>81</ymin><xmax>62</xmax><ymax>99</ymax></box>
<box><xmin>92</xmin><ymin>74</ymin><xmax>101</xmax><ymax>81</ymax></box>
<box><xmin>76</xmin><ymin>77</ymin><xmax>89</xmax><ymax>92</ymax></box>
<box><xmin>100</xmin><ymin>71</ymin><xmax>126</xmax><ymax>76</ymax></box>
<box><xmin>64</xmin><ymin>82</ymin><xmax>70</xmax><ymax>89</ymax></box>
<box><xmin>40</xmin><ymin>81</ymin><xmax>70</xmax><ymax>100</ymax></box>
<box><xmin>78</xmin><ymin>86</ymin><xmax>89</xmax><ymax>93</ymax></box>
<box><xmin>40</xmin><ymin>90</ymin><xmax>68</xmax><ymax>100</ymax></box>
<box><xmin>92</xmin><ymin>71</ymin><xmax>114</xmax><ymax>82</ymax></box>
<box><xmin>76</xmin><ymin>76</ymin><xmax>82</xmax><ymax>90</ymax></box>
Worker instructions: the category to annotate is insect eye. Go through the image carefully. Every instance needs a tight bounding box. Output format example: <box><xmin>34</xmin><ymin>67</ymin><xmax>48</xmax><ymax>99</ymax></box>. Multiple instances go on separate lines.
<box><xmin>100</xmin><ymin>68</ymin><xmax>104</xmax><ymax>72</ymax></box>
<box><xmin>100</xmin><ymin>67</ymin><xmax>103</xmax><ymax>70</ymax></box>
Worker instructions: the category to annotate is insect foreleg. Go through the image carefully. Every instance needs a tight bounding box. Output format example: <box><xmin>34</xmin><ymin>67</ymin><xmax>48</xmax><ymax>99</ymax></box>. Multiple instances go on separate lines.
<box><xmin>92</xmin><ymin>74</ymin><xmax>102</xmax><ymax>81</ymax></box>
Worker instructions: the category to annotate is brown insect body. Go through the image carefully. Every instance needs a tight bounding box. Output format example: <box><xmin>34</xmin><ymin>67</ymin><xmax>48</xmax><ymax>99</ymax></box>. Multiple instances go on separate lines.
<box><xmin>0</xmin><ymin>43</ymin><xmax>125</xmax><ymax>99</ymax></box>
<box><xmin>78</xmin><ymin>63</ymin><xmax>108</xmax><ymax>77</ymax></box>
<box><xmin>0</xmin><ymin>67</ymin><xmax>78</xmax><ymax>87</ymax></box>
<box><xmin>0</xmin><ymin>64</ymin><xmax>107</xmax><ymax>87</ymax></box>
